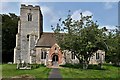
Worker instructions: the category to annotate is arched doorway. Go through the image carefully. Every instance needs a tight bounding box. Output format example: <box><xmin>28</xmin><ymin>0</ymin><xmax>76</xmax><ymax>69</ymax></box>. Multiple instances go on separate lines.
<box><xmin>52</xmin><ymin>55</ymin><xmax>58</xmax><ymax>62</ymax></box>
<box><xmin>52</xmin><ymin>54</ymin><xmax>58</xmax><ymax>66</ymax></box>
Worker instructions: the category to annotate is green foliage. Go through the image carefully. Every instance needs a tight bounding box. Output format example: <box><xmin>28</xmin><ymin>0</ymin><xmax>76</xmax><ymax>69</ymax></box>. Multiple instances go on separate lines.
<box><xmin>30</xmin><ymin>64</ymin><xmax>46</xmax><ymax>69</ymax></box>
<box><xmin>60</xmin><ymin>63</ymin><xmax>106</xmax><ymax>70</ymax></box>
<box><xmin>2</xmin><ymin>13</ymin><xmax>19</xmax><ymax>62</ymax></box>
<box><xmin>2</xmin><ymin>64</ymin><xmax>51</xmax><ymax>78</ymax></box>
<box><xmin>104</xmin><ymin>26</ymin><xmax>120</xmax><ymax>66</ymax></box>
<box><xmin>60</xmin><ymin>64</ymin><xmax>120</xmax><ymax>78</ymax></box>
<box><xmin>52</xmin><ymin>11</ymin><xmax>107</xmax><ymax>69</ymax></box>
<box><xmin>60</xmin><ymin>63</ymin><xmax>82</xmax><ymax>69</ymax></box>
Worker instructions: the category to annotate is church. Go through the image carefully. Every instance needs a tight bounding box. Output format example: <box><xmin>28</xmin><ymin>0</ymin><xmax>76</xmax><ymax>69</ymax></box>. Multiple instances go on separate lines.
<box><xmin>14</xmin><ymin>4</ymin><xmax>105</xmax><ymax>66</ymax></box>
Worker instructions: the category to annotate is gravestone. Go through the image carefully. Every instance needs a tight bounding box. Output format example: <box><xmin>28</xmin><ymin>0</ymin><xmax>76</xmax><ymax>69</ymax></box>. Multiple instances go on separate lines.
<box><xmin>16</xmin><ymin>60</ymin><xmax>31</xmax><ymax>70</ymax></box>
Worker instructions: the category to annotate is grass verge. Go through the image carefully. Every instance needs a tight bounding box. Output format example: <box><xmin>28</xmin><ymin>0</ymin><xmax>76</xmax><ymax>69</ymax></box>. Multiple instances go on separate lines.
<box><xmin>60</xmin><ymin>63</ymin><xmax>120</xmax><ymax>78</ymax></box>
<box><xmin>2</xmin><ymin>64</ymin><xmax>51</xmax><ymax>78</ymax></box>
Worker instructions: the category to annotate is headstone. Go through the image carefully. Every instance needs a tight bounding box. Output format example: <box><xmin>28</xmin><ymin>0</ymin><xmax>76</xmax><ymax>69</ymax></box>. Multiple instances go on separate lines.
<box><xmin>8</xmin><ymin>62</ymin><xmax>12</xmax><ymax>64</ymax></box>
<box><xmin>109</xmin><ymin>62</ymin><xmax>112</xmax><ymax>64</ymax></box>
<box><xmin>16</xmin><ymin>60</ymin><xmax>31</xmax><ymax>70</ymax></box>
<box><xmin>48</xmin><ymin>59</ymin><xmax>52</xmax><ymax>67</ymax></box>
<box><xmin>16</xmin><ymin>63</ymin><xmax>20</xmax><ymax>69</ymax></box>
<box><xmin>45</xmin><ymin>59</ymin><xmax>46</xmax><ymax>66</ymax></box>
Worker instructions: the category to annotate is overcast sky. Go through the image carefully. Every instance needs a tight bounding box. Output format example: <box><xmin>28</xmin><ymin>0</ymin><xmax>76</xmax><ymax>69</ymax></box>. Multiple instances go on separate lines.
<box><xmin>0</xmin><ymin>1</ymin><xmax>119</xmax><ymax>32</ymax></box>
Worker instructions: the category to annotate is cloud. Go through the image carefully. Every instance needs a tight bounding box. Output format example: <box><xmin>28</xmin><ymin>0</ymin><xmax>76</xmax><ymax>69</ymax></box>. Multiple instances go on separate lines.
<box><xmin>104</xmin><ymin>2</ymin><xmax>114</xmax><ymax>9</ymax></box>
<box><xmin>41</xmin><ymin>6</ymin><xmax>59</xmax><ymax>24</ymax></box>
<box><xmin>71</xmin><ymin>9</ymin><xmax>93</xmax><ymax>21</ymax></box>
<box><xmin>99</xmin><ymin>25</ymin><xmax>117</xmax><ymax>30</ymax></box>
<box><xmin>19</xmin><ymin>2</ymin><xmax>39</xmax><ymax>6</ymax></box>
<box><xmin>71</xmin><ymin>9</ymin><xmax>82</xmax><ymax>20</ymax></box>
<box><xmin>40</xmin><ymin>6</ymin><xmax>61</xmax><ymax>32</ymax></box>
<box><xmin>82</xmin><ymin>11</ymin><xmax>93</xmax><ymax>16</ymax></box>
<box><xmin>41</xmin><ymin>6</ymin><xmax>52</xmax><ymax>15</ymax></box>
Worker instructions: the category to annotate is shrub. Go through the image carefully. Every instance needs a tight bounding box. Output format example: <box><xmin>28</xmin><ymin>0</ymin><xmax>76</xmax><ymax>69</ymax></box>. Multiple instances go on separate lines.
<box><xmin>60</xmin><ymin>63</ymin><xmax>82</xmax><ymax>69</ymax></box>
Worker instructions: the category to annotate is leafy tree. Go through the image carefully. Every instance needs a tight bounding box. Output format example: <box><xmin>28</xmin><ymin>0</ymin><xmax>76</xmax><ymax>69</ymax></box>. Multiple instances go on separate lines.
<box><xmin>105</xmin><ymin>26</ymin><xmax>120</xmax><ymax>66</ymax></box>
<box><xmin>1</xmin><ymin>13</ymin><xmax>19</xmax><ymax>63</ymax></box>
<box><xmin>52</xmin><ymin>11</ymin><xmax>107</xmax><ymax>69</ymax></box>
<box><xmin>117</xmin><ymin>26</ymin><xmax>120</xmax><ymax>66</ymax></box>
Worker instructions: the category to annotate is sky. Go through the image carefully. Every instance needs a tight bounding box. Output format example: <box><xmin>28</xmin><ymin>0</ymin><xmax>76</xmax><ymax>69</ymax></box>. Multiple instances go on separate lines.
<box><xmin>0</xmin><ymin>1</ymin><xmax>119</xmax><ymax>32</ymax></box>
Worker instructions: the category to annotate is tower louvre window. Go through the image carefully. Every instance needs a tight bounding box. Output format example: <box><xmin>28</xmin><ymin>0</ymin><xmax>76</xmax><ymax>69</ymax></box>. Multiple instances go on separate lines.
<box><xmin>28</xmin><ymin>13</ymin><xmax>32</xmax><ymax>21</ymax></box>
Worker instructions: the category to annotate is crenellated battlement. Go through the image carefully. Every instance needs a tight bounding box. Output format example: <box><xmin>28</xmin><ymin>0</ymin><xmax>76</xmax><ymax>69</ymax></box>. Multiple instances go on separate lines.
<box><xmin>21</xmin><ymin>4</ymin><xmax>40</xmax><ymax>10</ymax></box>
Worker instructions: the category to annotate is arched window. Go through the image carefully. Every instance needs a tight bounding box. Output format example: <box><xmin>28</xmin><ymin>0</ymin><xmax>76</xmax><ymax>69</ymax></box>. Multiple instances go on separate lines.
<box><xmin>41</xmin><ymin>50</ymin><xmax>47</xmax><ymax>59</ymax></box>
<box><xmin>44</xmin><ymin>52</ymin><xmax>47</xmax><ymax>59</ymax></box>
<box><xmin>41</xmin><ymin>51</ymin><xmax>44</xmax><ymax>59</ymax></box>
<box><xmin>55</xmin><ymin>47</ymin><xmax>57</xmax><ymax>50</ymax></box>
<box><xmin>96</xmin><ymin>53</ymin><xmax>99</xmax><ymax>59</ymax></box>
<box><xmin>28</xmin><ymin>13</ymin><xmax>32</xmax><ymax>21</ymax></box>
<box><xmin>71</xmin><ymin>52</ymin><xmax>75</xmax><ymax>59</ymax></box>
<box><xmin>27</xmin><ymin>34</ymin><xmax>29</xmax><ymax>41</ymax></box>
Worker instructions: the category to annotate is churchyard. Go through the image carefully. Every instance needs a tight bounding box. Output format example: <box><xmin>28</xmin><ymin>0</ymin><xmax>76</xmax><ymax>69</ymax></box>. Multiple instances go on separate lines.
<box><xmin>2</xmin><ymin>64</ymin><xmax>51</xmax><ymax>79</ymax></box>
<box><xmin>2</xmin><ymin>63</ymin><xmax>120</xmax><ymax>79</ymax></box>
<box><xmin>60</xmin><ymin>63</ymin><xmax>120</xmax><ymax>78</ymax></box>
<box><xmin>1</xmin><ymin>2</ymin><xmax>120</xmax><ymax>79</ymax></box>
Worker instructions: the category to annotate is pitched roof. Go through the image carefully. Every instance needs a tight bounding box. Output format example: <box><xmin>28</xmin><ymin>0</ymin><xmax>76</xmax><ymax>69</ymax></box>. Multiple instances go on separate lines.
<box><xmin>36</xmin><ymin>32</ymin><xmax>56</xmax><ymax>47</ymax></box>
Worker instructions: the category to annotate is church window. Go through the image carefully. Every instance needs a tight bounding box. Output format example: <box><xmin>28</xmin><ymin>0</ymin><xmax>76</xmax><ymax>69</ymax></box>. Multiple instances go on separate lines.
<box><xmin>71</xmin><ymin>52</ymin><xmax>75</xmax><ymax>59</ymax></box>
<box><xmin>41</xmin><ymin>51</ymin><xmax>44</xmax><ymax>59</ymax></box>
<box><xmin>28</xmin><ymin>13</ymin><xmax>32</xmax><ymax>21</ymax></box>
<box><xmin>44</xmin><ymin>52</ymin><xmax>47</xmax><ymax>59</ymax></box>
<box><xmin>55</xmin><ymin>48</ymin><xmax>56</xmax><ymax>50</ymax></box>
<box><xmin>92</xmin><ymin>56</ymin><xmax>93</xmax><ymax>59</ymax></box>
<box><xmin>41</xmin><ymin>50</ymin><xmax>47</xmax><ymax>59</ymax></box>
<box><xmin>27</xmin><ymin>35</ymin><xmax>29</xmax><ymax>41</ymax></box>
<box><xmin>96</xmin><ymin>53</ymin><xmax>99</xmax><ymax>59</ymax></box>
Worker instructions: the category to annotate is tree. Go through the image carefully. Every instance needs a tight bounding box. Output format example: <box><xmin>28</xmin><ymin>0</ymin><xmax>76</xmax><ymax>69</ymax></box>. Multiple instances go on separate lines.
<box><xmin>1</xmin><ymin>13</ymin><xmax>19</xmax><ymax>63</ymax></box>
<box><xmin>117</xmin><ymin>25</ymin><xmax>120</xmax><ymax>66</ymax></box>
<box><xmin>105</xmin><ymin>26</ymin><xmax>120</xmax><ymax>66</ymax></box>
<box><xmin>52</xmin><ymin>11</ymin><xmax>107</xmax><ymax>69</ymax></box>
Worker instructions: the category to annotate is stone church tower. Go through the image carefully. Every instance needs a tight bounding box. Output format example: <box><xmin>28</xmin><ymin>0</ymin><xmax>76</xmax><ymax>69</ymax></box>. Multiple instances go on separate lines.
<box><xmin>14</xmin><ymin>4</ymin><xmax>43</xmax><ymax>63</ymax></box>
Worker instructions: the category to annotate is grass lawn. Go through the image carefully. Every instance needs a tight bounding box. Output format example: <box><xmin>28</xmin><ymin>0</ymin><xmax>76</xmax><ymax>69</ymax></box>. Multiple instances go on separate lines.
<box><xmin>60</xmin><ymin>64</ymin><xmax>120</xmax><ymax>78</ymax></box>
<box><xmin>2</xmin><ymin>64</ymin><xmax>51</xmax><ymax>78</ymax></box>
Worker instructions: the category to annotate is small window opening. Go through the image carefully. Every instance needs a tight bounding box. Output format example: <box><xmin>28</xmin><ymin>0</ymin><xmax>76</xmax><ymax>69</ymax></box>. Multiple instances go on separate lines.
<box><xmin>27</xmin><ymin>35</ymin><xmax>29</xmax><ymax>41</ymax></box>
<box><xmin>28</xmin><ymin>13</ymin><xmax>32</xmax><ymax>21</ymax></box>
<box><xmin>41</xmin><ymin>50</ymin><xmax>47</xmax><ymax>59</ymax></box>
<box><xmin>71</xmin><ymin>52</ymin><xmax>75</xmax><ymax>59</ymax></box>
<box><xmin>55</xmin><ymin>47</ymin><xmax>57</xmax><ymax>50</ymax></box>
<box><xmin>96</xmin><ymin>53</ymin><xmax>99</xmax><ymax>59</ymax></box>
<box><xmin>41</xmin><ymin>51</ymin><xmax>44</xmax><ymax>59</ymax></box>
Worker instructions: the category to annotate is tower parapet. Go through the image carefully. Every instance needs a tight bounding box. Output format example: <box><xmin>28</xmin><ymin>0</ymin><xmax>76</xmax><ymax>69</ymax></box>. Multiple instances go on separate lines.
<box><xmin>21</xmin><ymin>4</ymin><xmax>41</xmax><ymax>10</ymax></box>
